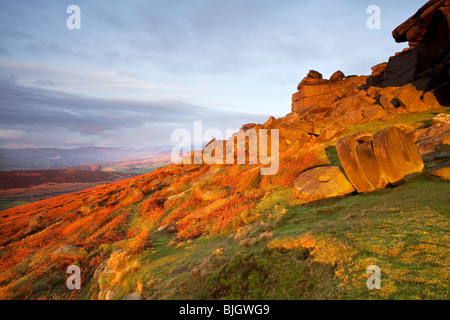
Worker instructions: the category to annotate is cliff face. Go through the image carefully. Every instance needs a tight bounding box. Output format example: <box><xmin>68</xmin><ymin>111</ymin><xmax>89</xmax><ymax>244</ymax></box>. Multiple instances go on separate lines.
<box><xmin>371</xmin><ymin>0</ymin><xmax>449</xmax><ymax>102</ymax></box>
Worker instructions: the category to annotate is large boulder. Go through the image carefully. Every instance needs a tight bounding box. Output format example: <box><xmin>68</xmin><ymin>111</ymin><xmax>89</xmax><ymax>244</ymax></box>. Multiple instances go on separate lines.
<box><xmin>392</xmin><ymin>84</ymin><xmax>429</xmax><ymax>112</ymax></box>
<box><xmin>373</xmin><ymin>126</ymin><xmax>424</xmax><ymax>184</ymax></box>
<box><xmin>356</xmin><ymin>141</ymin><xmax>389</xmax><ymax>190</ymax></box>
<box><xmin>336</xmin><ymin>135</ymin><xmax>376</xmax><ymax>193</ymax></box>
<box><xmin>414</xmin><ymin>117</ymin><xmax>450</xmax><ymax>155</ymax></box>
<box><xmin>429</xmin><ymin>163</ymin><xmax>450</xmax><ymax>179</ymax></box>
<box><xmin>307</xmin><ymin>70</ymin><xmax>323</xmax><ymax>80</ymax></box>
<box><xmin>293</xmin><ymin>166</ymin><xmax>356</xmax><ymax>201</ymax></box>
<box><xmin>330</xmin><ymin>70</ymin><xmax>345</xmax><ymax>82</ymax></box>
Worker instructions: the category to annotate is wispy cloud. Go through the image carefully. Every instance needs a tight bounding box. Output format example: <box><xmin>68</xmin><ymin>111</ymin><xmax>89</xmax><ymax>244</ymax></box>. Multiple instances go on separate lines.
<box><xmin>0</xmin><ymin>80</ymin><xmax>270</xmax><ymax>148</ymax></box>
<box><xmin>0</xmin><ymin>0</ymin><xmax>426</xmax><ymax>148</ymax></box>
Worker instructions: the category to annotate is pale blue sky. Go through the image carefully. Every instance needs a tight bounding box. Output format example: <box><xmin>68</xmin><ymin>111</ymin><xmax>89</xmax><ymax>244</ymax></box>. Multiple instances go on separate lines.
<box><xmin>0</xmin><ymin>0</ymin><xmax>425</xmax><ymax>148</ymax></box>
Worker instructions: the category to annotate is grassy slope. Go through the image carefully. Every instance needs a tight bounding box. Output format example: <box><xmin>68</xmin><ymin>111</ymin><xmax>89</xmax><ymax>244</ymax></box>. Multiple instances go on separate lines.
<box><xmin>94</xmin><ymin>174</ymin><xmax>448</xmax><ymax>300</ymax></box>
<box><xmin>0</xmin><ymin>108</ymin><xmax>449</xmax><ymax>300</ymax></box>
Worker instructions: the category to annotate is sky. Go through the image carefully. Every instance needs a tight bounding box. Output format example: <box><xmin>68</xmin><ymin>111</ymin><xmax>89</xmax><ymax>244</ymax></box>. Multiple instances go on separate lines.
<box><xmin>0</xmin><ymin>0</ymin><xmax>426</xmax><ymax>149</ymax></box>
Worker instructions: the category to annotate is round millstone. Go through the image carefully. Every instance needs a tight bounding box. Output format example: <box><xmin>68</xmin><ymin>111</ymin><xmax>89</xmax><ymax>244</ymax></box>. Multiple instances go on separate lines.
<box><xmin>293</xmin><ymin>166</ymin><xmax>356</xmax><ymax>202</ymax></box>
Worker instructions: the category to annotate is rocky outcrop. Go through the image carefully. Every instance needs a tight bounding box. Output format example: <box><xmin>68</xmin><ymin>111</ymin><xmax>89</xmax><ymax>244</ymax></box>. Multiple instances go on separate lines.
<box><xmin>182</xmin><ymin>0</ymin><xmax>446</xmax><ymax>182</ymax></box>
<box><xmin>367</xmin><ymin>0</ymin><xmax>449</xmax><ymax>102</ymax></box>
<box><xmin>291</xmin><ymin>72</ymin><xmax>367</xmax><ymax>115</ymax></box>
<box><xmin>294</xmin><ymin>127</ymin><xmax>425</xmax><ymax>200</ymax></box>
<box><xmin>52</xmin><ymin>244</ymin><xmax>82</xmax><ymax>256</ymax></box>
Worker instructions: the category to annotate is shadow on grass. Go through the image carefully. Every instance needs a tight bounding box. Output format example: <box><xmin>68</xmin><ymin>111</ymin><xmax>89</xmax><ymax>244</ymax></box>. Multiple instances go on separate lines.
<box><xmin>325</xmin><ymin>145</ymin><xmax>341</xmax><ymax>167</ymax></box>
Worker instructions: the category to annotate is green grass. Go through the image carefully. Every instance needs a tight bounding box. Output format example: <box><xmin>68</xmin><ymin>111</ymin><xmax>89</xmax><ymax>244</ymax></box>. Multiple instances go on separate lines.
<box><xmin>0</xmin><ymin>200</ymin><xmax>32</xmax><ymax>211</ymax></box>
<box><xmin>345</xmin><ymin>106</ymin><xmax>450</xmax><ymax>136</ymax></box>
<box><xmin>110</xmin><ymin>174</ymin><xmax>449</xmax><ymax>300</ymax></box>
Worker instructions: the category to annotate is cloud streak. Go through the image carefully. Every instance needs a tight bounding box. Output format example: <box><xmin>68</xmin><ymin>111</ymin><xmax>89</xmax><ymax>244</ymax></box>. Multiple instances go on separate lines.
<box><xmin>0</xmin><ymin>0</ymin><xmax>427</xmax><ymax>148</ymax></box>
<box><xmin>0</xmin><ymin>80</ymin><xmax>270</xmax><ymax>148</ymax></box>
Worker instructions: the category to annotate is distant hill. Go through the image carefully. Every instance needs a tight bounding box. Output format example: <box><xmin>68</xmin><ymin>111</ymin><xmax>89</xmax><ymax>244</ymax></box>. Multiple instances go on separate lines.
<box><xmin>0</xmin><ymin>146</ymin><xmax>172</xmax><ymax>171</ymax></box>
<box><xmin>0</xmin><ymin>169</ymin><xmax>136</xmax><ymax>190</ymax></box>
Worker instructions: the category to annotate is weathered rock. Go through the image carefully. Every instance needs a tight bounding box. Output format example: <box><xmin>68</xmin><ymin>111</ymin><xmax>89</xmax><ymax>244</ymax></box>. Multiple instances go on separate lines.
<box><xmin>371</xmin><ymin>62</ymin><xmax>388</xmax><ymax>77</ymax></box>
<box><xmin>356</xmin><ymin>141</ymin><xmax>389</xmax><ymax>190</ymax></box>
<box><xmin>361</xmin><ymin>104</ymin><xmax>387</xmax><ymax>122</ymax></box>
<box><xmin>289</xmin><ymin>120</ymin><xmax>319</xmax><ymax>135</ymax></box>
<box><xmin>122</xmin><ymin>292</ymin><xmax>142</xmax><ymax>300</ymax></box>
<box><xmin>298</xmin><ymin>105</ymin><xmax>334</xmax><ymax>122</ymax></box>
<box><xmin>340</xmin><ymin>109</ymin><xmax>365</xmax><ymax>126</ymax></box>
<box><xmin>379</xmin><ymin>93</ymin><xmax>396</xmax><ymax>109</ymax></box>
<box><xmin>105</xmin><ymin>290</ymin><xmax>116</xmax><ymax>300</ymax></box>
<box><xmin>279</xmin><ymin>138</ymin><xmax>289</xmax><ymax>152</ymax></box>
<box><xmin>432</xmin><ymin>113</ymin><xmax>450</xmax><ymax>124</ymax></box>
<box><xmin>392</xmin><ymin>84</ymin><xmax>428</xmax><ymax>112</ymax></box>
<box><xmin>330</xmin><ymin>70</ymin><xmax>345</xmax><ymax>82</ymax></box>
<box><xmin>373</xmin><ymin>126</ymin><xmax>424</xmax><ymax>184</ymax></box>
<box><xmin>164</xmin><ymin>189</ymin><xmax>191</xmax><ymax>208</ymax></box>
<box><xmin>414</xmin><ymin>121</ymin><xmax>450</xmax><ymax>154</ymax></box>
<box><xmin>336</xmin><ymin>135</ymin><xmax>376</xmax><ymax>192</ymax></box>
<box><xmin>429</xmin><ymin>162</ymin><xmax>450</xmax><ymax>179</ymax></box>
<box><xmin>353</xmin><ymin>132</ymin><xmax>373</xmax><ymax>143</ymax></box>
<box><xmin>423</xmin><ymin>91</ymin><xmax>442</xmax><ymax>109</ymax></box>
<box><xmin>382</xmin><ymin>46</ymin><xmax>427</xmax><ymax>88</ymax></box>
<box><xmin>263</xmin><ymin>116</ymin><xmax>280</xmax><ymax>129</ymax></box>
<box><xmin>198</xmin><ymin>167</ymin><xmax>221</xmax><ymax>181</ymax></box>
<box><xmin>279</xmin><ymin>124</ymin><xmax>310</xmax><ymax>142</ymax></box>
<box><xmin>444</xmin><ymin>133</ymin><xmax>450</xmax><ymax>145</ymax></box>
<box><xmin>293</xmin><ymin>166</ymin><xmax>356</xmax><ymax>201</ymax></box>
<box><xmin>242</xmin><ymin>123</ymin><xmax>256</xmax><ymax>130</ymax></box>
<box><xmin>435</xmin><ymin>151</ymin><xmax>450</xmax><ymax>160</ymax></box>
<box><xmin>285</xmin><ymin>136</ymin><xmax>310</xmax><ymax>154</ymax></box>
<box><xmin>292</xmin><ymin>78</ymin><xmax>338</xmax><ymax>113</ymax></box>
<box><xmin>392</xmin><ymin>0</ymin><xmax>447</xmax><ymax>45</ymax></box>
<box><xmin>307</xmin><ymin>70</ymin><xmax>323</xmax><ymax>79</ymax></box>
<box><xmin>52</xmin><ymin>245</ymin><xmax>82</xmax><ymax>256</ymax></box>
<box><xmin>384</xmin><ymin>0</ymin><xmax>449</xmax><ymax>89</ymax></box>
<box><xmin>202</xmin><ymin>188</ymin><xmax>231</xmax><ymax>201</ymax></box>
<box><xmin>317</xmin><ymin>126</ymin><xmax>347</xmax><ymax>143</ymax></box>
<box><xmin>94</xmin><ymin>249</ymin><xmax>124</xmax><ymax>285</ymax></box>
<box><xmin>292</xmin><ymin>73</ymin><xmax>367</xmax><ymax>115</ymax></box>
